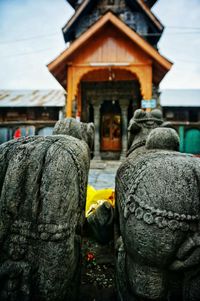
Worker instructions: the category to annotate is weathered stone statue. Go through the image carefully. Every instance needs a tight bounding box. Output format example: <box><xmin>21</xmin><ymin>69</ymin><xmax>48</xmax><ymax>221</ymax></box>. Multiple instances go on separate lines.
<box><xmin>115</xmin><ymin>109</ymin><xmax>200</xmax><ymax>301</ymax></box>
<box><xmin>0</xmin><ymin>118</ymin><xmax>94</xmax><ymax>301</ymax></box>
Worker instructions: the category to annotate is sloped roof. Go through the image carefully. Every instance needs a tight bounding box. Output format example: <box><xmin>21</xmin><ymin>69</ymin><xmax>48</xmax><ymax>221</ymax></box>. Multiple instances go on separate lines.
<box><xmin>67</xmin><ymin>0</ymin><xmax>158</xmax><ymax>9</ymax></box>
<box><xmin>161</xmin><ymin>89</ymin><xmax>200</xmax><ymax>107</ymax></box>
<box><xmin>0</xmin><ymin>90</ymin><xmax>65</xmax><ymax>107</ymax></box>
<box><xmin>135</xmin><ymin>0</ymin><xmax>162</xmax><ymax>30</ymax></box>
<box><xmin>67</xmin><ymin>0</ymin><xmax>77</xmax><ymax>8</ymax></box>
<box><xmin>63</xmin><ymin>0</ymin><xmax>163</xmax><ymax>43</ymax></box>
<box><xmin>144</xmin><ymin>0</ymin><xmax>158</xmax><ymax>8</ymax></box>
<box><xmin>48</xmin><ymin>12</ymin><xmax>172</xmax><ymax>88</ymax></box>
<box><xmin>63</xmin><ymin>0</ymin><xmax>91</xmax><ymax>42</ymax></box>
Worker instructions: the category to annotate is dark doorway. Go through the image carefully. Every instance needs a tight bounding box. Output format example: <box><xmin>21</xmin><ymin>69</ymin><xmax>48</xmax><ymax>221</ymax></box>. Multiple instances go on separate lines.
<box><xmin>100</xmin><ymin>101</ymin><xmax>121</xmax><ymax>151</ymax></box>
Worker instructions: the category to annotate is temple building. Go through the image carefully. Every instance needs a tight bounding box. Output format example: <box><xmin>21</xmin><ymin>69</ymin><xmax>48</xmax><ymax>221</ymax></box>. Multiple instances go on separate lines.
<box><xmin>47</xmin><ymin>0</ymin><xmax>172</xmax><ymax>159</ymax></box>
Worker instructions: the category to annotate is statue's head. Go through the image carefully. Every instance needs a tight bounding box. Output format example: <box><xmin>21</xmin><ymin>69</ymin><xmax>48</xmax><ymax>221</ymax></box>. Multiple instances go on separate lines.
<box><xmin>146</xmin><ymin>127</ymin><xmax>180</xmax><ymax>151</ymax></box>
<box><xmin>53</xmin><ymin>118</ymin><xmax>94</xmax><ymax>150</ymax></box>
<box><xmin>128</xmin><ymin>109</ymin><xmax>164</xmax><ymax>132</ymax></box>
<box><xmin>127</xmin><ymin>109</ymin><xmax>169</xmax><ymax>150</ymax></box>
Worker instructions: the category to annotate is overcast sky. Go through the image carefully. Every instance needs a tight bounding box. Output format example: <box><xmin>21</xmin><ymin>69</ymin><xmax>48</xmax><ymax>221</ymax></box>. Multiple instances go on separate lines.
<box><xmin>0</xmin><ymin>0</ymin><xmax>200</xmax><ymax>91</ymax></box>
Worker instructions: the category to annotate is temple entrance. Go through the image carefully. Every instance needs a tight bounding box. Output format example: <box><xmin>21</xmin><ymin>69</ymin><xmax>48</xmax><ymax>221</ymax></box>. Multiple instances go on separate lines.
<box><xmin>81</xmin><ymin>79</ymin><xmax>142</xmax><ymax>160</ymax></box>
<box><xmin>101</xmin><ymin>101</ymin><xmax>121</xmax><ymax>151</ymax></box>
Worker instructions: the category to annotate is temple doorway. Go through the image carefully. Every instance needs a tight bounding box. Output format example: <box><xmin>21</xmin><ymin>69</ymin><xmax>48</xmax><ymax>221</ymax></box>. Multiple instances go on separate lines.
<box><xmin>100</xmin><ymin>101</ymin><xmax>121</xmax><ymax>152</ymax></box>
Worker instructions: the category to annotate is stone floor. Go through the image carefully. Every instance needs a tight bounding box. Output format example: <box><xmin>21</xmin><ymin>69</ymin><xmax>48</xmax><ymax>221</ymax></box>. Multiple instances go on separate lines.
<box><xmin>88</xmin><ymin>160</ymin><xmax>122</xmax><ymax>190</ymax></box>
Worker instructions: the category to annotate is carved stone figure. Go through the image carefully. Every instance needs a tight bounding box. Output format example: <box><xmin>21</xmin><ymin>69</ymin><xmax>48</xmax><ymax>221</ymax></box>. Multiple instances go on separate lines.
<box><xmin>0</xmin><ymin>118</ymin><xmax>94</xmax><ymax>301</ymax></box>
<box><xmin>115</xmin><ymin>109</ymin><xmax>200</xmax><ymax>301</ymax></box>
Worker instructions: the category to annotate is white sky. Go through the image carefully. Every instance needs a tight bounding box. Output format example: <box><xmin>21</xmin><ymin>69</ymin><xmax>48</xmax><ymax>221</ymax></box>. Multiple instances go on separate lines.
<box><xmin>0</xmin><ymin>0</ymin><xmax>200</xmax><ymax>91</ymax></box>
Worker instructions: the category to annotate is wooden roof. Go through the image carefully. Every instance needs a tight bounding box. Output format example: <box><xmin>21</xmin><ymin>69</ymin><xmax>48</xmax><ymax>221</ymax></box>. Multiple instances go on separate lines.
<box><xmin>135</xmin><ymin>0</ymin><xmax>162</xmax><ymax>30</ymax></box>
<box><xmin>66</xmin><ymin>0</ymin><xmax>81</xmax><ymax>9</ymax></box>
<box><xmin>63</xmin><ymin>0</ymin><xmax>163</xmax><ymax>42</ymax></box>
<box><xmin>63</xmin><ymin>0</ymin><xmax>91</xmax><ymax>40</ymax></box>
<box><xmin>48</xmin><ymin>11</ymin><xmax>172</xmax><ymax>88</ymax></box>
<box><xmin>144</xmin><ymin>0</ymin><xmax>158</xmax><ymax>8</ymax></box>
<box><xmin>67</xmin><ymin>0</ymin><xmax>76</xmax><ymax>8</ymax></box>
<box><xmin>66</xmin><ymin>0</ymin><xmax>158</xmax><ymax>9</ymax></box>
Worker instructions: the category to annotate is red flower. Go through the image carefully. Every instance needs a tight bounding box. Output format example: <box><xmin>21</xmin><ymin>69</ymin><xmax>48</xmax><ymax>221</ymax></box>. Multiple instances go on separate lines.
<box><xmin>86</xmin><ymin>252</ymin><xmax>95</xmax><ymax>262</ymax></box>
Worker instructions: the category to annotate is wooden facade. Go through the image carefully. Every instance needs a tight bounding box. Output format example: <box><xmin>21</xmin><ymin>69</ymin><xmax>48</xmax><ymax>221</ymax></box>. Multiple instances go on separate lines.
<box><xmin>48</xmin><ymin>0</ymin><xmax>172</xmax><ymax>159</ymax></box>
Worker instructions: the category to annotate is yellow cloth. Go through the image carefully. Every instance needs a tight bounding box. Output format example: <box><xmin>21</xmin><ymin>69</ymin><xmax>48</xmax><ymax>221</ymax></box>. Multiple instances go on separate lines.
<box><xmin>85</xmin><ymin>185</ymin><xmax>115</xmax><ymax>217</ymax></box>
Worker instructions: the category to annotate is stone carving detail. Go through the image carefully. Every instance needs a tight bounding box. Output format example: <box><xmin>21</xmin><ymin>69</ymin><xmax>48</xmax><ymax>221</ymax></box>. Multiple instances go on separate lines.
<box><xmin>0</xmin><ymin>118</ymin><xmax>94</xmax><ymax>301</ymax></box>
<box><xmin>115</xmin><ymin>109</ymin><xmax>200</xmax><ymax>301</ymax></box>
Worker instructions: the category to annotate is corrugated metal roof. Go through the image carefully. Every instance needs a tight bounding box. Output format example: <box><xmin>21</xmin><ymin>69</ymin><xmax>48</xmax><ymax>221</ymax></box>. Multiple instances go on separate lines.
<box><xmin>1</xmin><ymin>89</ymin><xmax>199</xmax><ymax>108</ymax></box>
<box><xmin>161</xmin><ymin>89</ymin><xmax>200</xmax><ymax>107</ymax></box>
<box><xmin>0</xmin><ymin>90</ymin><xmax>66</xmax><ymax>107</ymax></box>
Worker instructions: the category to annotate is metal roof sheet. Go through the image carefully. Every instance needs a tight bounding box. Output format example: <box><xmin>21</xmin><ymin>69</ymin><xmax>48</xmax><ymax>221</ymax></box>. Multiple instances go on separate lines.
<box><xmin>161</xmin><ymin>89</ymin><xmax>200</xmax><ymax>107</ymax></box>
<box><xmin>0</xmin><ymin>90</ymin><xmax>66</xmax><ymax>107</ymax></box>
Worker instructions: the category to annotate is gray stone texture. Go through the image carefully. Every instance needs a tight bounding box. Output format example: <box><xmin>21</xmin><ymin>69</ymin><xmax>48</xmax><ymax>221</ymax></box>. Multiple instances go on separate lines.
<box><xmin>0</xmin><ymin>118</ymin><xmax>94</xmax><ymax>301</ymax></box>
<box><xmin>115</xmin><ymin>109</ymin><xmax>200</xmax><ymax>301</ymax></box>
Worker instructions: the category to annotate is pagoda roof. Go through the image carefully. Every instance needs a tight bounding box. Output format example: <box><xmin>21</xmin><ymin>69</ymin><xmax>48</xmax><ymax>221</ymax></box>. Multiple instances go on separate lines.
<box><xmin>63</xmin><ymin>0</ymin><xmax>163</xmax><ymax>43</ymax></box>
<box><xmin>48</xmin><ymin>11</ymin><xmax>172</xmax><ymax>89</ymax></box>
<box><xmin>144</xmin><ymin>0</ymin><xmax>158</xmax><ymax>8</ymax></box>
<box><xmin>66</xmin><ymin>0</ymin><xmax>76</xmax><ymax>8</ymax></box>
<box><xmin>66</xmin><ymin>0</ymin><xmax>158</xmax><ymax>9</ymax></box>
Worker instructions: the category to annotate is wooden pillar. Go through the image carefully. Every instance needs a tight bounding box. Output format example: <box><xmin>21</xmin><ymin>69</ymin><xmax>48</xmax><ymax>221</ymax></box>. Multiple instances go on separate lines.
<box><xmin>66</xmin><ymin>66</ymin><xmax>80</xmax><ymax>117</ymax></box>
<box><xmin>66</xmin><ymin>67</ymin><xmax>73</xmax><ymax>117</ymax></box>
<box><xmin>133</xmin><ymin>65</ymin><xmax>152</xmax><ymax>112</ymax></box>
<box><xmin>77</xmin><ymin>82</ymin><xmax>82</xmax><ymax>119</ymax></box>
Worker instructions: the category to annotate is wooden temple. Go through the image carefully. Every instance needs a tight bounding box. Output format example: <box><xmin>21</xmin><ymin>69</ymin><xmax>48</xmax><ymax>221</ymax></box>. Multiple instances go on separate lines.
<box><xmin>47</xmin><ymin>0</ymin><xmax>172</xmax><ymax>159</ymax></box>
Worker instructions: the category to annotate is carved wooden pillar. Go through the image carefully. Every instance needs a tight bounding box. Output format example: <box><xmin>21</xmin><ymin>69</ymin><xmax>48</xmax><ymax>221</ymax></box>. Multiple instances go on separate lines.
<box><xmin>138</xmin><ymin>66</ymin><xmax>152</xmax><ymax>101</ymax></box>
<box><xmin>66</xmin><ymin>66</ymin><xmax>73</xmax><ymax>117</ymax></box>
<box><xmin>119</xmin><ymin>99</ymin><xmax>129</xmax><ymax>159</ymax></box>
<box><xmin>91</xmin><ymin>100</ymin><xmax>101</xmax><ymax>160</ymax></box>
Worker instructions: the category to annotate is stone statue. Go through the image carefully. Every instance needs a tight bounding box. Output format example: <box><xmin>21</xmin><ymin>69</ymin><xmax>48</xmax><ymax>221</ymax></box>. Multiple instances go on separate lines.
<box><xmin>115</xmin><ymin>109</ymin><xmax>200</xmax><ymax>301</ymax></box>
<box><xmin>0</xmin><ymin>118</ymin><xmax>94</xmax><ymax>301</ymax></box>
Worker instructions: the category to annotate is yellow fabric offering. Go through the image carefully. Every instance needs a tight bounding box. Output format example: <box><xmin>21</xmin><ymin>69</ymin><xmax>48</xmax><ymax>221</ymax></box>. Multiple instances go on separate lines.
<box><xmin>86</xmin><ymin>185</ymin><xmax>115</xmax><ymax>217</ymax></box>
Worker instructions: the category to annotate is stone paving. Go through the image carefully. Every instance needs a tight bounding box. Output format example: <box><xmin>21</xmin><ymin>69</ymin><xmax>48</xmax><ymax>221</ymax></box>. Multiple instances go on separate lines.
<box><xmin>88</xmin><ymin>160</ymin><xmax>122</xmax><ymax>189</ymax></box>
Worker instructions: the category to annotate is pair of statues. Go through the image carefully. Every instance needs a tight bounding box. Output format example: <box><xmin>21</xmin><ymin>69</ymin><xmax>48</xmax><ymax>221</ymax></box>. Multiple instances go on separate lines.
<box><xmin>0</xmin><ymin>110</ymin><xmax>199</xmax><ymax>300</ymax></box>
